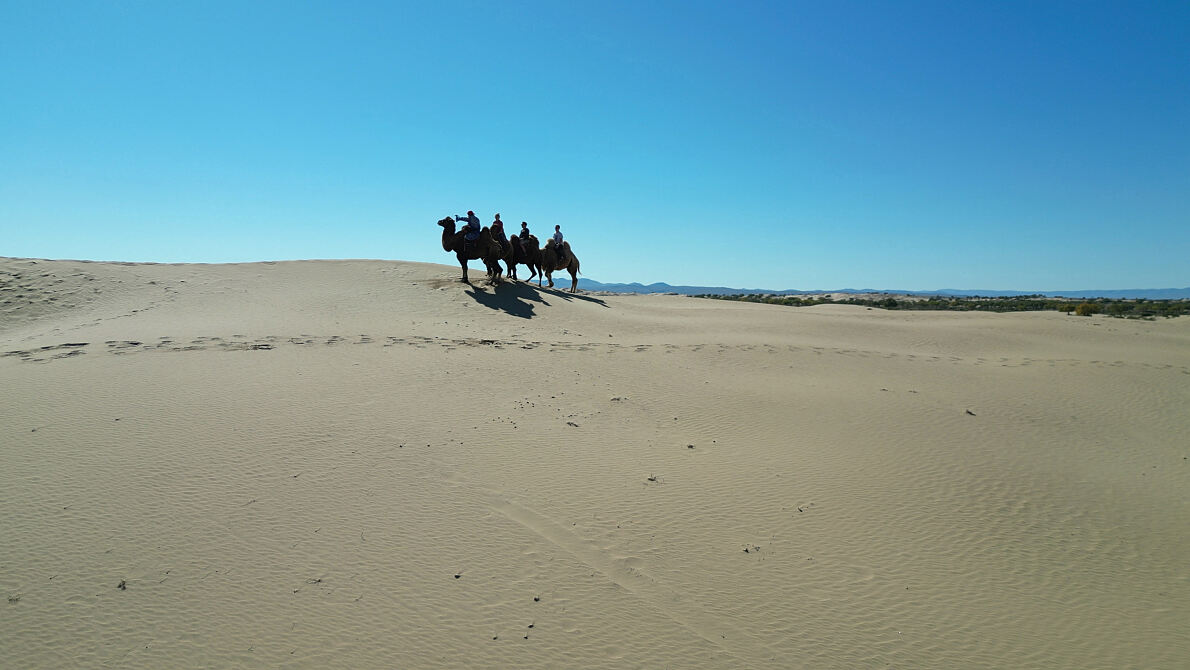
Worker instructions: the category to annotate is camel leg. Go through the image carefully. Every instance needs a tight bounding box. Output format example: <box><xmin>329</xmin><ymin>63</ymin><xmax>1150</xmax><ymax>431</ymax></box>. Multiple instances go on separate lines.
<box><xmin>569</xmin><ymin>269</ymin><xmax>578</xmax><ymax>293</ymax></box>
<box><xmin>458</xmin><ymin>254</ymin><xmax>470</xmax><ymax>284</ymax></box>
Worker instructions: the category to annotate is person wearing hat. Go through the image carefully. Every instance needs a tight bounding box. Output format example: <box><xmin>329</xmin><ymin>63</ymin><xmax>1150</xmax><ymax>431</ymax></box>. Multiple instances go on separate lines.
<box><xmin>455</xmin><ymin>210</ymin><xmax>481</xmax><ymax>241</ymax></box>
<box><xmin>520</xmin><ymin>221</ymin><xmax>530</xmax><ymax>238</ymax></box>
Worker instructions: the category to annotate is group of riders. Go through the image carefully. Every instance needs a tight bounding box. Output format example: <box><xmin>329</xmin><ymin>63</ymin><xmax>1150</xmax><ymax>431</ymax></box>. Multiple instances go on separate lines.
<box><xmin>454</xmin><ymin>211</ymin><xmax>569</xmax><ymax>266</ymax></box>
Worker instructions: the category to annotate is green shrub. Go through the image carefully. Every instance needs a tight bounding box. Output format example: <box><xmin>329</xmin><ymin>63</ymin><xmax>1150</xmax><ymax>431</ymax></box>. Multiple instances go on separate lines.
<box><xmin>1075</xmin><ymin>302</ymin><xmax>1099</xmax><ymax>316</ymax></box>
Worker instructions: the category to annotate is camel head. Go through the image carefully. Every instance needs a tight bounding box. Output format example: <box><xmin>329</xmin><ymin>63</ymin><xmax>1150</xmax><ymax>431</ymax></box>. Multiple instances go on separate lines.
<box><xmin>439</xmin><ymin>216</ymin><xmax>462</xmax><ymax>253</ymax></box>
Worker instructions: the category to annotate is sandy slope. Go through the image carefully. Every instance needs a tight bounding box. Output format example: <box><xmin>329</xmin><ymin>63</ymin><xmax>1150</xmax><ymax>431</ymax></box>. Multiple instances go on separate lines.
<box><xmin>2</xmin><ymin>257</ymin><xmax>1188</xmax><ymax>669</ymax></box>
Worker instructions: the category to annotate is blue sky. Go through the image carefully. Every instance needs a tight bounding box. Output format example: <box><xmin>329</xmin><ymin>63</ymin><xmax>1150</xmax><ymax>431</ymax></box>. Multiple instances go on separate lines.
<box><xmin>2</xmin><ymin>1</ymin><xmax>1187</xmax><ymax>290</ymax></box>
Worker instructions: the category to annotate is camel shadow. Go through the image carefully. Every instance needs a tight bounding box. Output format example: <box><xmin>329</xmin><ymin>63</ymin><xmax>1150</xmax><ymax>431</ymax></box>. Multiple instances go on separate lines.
<box><xmin>464</xmin><ymin>281</ymin><xmax>546</xmax><ymax>318</ymax></box>
<box><xmin>531</xmin><ymin>284</ymin><xmax>610</xmax><ymax>308</ymax></box>
<box><xmin>464</xmin><ymin>280</ymin><xmax>609</xmax><ymax>317</ymax></box>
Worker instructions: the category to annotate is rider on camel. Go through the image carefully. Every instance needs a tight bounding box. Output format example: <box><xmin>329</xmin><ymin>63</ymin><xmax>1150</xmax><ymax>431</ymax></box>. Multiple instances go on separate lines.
<box><xmin>552</xmin><ymin>224</ymin><xmax>567</xmax><ymax>264</ymax></box>
<box><xmin>491</xmin><ymin>213</ymin><xmax>508</xmax><ymax>247</ymax></box>
<box><xmin>455</xmin><ymin>211</ymin><xmax>481</xmax><ymax>242</ymax></box>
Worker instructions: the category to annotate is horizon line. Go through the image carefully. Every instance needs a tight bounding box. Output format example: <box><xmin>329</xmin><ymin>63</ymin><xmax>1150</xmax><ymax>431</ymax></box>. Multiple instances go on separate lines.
<box><xmin>3</xmin><ymin>256</ymin><xmax>1186</xmax><ymax>296</ymax></box>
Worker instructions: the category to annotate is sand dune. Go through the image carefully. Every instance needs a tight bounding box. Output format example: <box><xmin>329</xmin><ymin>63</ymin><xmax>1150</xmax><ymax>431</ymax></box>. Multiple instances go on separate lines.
<box><xmin>2</xmin><ymin>257</ymin><xmax>1188</xmax><ymax>668</ymax></box>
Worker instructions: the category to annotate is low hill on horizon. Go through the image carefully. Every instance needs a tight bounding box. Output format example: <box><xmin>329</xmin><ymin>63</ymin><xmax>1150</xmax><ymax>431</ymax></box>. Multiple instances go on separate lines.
<box><xmin>2</xmin><ymin>256</ymin><xmax>1184</xmax><ymax>300</ymax></box>
<box><xmin>577</xmin><ymin>278</ymin><xmax>1190</xmax><ymax>300</ymax></box>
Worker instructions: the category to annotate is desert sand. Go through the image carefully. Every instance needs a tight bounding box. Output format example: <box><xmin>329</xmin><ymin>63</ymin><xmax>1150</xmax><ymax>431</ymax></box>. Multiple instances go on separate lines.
<box><xmin>2</xmin><ymin>257</ymin><xmax>1188</xmax><ymax>668</ymax></box>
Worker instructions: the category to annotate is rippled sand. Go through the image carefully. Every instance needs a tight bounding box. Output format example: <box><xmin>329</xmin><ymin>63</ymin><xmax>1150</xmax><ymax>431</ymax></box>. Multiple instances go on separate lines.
<box><xmin>2</xmin><ymin>257</ymin><xmax>1188</xmax><ymax>668</ymax></box>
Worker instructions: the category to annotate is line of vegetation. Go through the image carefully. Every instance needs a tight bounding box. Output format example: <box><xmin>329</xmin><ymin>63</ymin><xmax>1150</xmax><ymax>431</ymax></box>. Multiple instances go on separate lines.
<box><xmin>693</xmin><ymin>294</ymin><xmax>1189</xmax><ymax>319</ymax></box>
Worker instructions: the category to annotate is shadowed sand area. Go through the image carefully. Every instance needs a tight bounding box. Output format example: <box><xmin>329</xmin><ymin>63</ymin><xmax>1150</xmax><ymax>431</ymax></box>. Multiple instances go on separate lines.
<box><xmin>2</xmin><ymin>257</ymin><xmax>1188</xmax><ymax>668</ymax></box>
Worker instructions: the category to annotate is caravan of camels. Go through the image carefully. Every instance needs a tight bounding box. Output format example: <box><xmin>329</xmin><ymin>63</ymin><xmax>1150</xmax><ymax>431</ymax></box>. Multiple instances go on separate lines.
<box><xmin>438</xmin><ymin>216</ymin><xmax>581</xmax><ymax>292</ymax></box>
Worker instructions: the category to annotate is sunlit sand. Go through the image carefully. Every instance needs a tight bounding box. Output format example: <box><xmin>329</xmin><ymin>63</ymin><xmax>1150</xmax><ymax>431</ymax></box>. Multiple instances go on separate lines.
<box><xmin>3</xmin><ymin>257</ymin><xmax>1187</xmax><ymax>668</ymax></box>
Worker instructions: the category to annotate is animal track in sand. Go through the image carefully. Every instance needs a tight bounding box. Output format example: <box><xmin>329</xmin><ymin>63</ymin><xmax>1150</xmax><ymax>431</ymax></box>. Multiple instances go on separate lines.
<box><xmin>1</xmin><ymin>341</ymin><xmax>89</xmax><ymax>362</ymax></box>
<box><xmin>6</xmin><ymin>335</ymin><xmax>1188</xmax><ymax>376</ymax></box>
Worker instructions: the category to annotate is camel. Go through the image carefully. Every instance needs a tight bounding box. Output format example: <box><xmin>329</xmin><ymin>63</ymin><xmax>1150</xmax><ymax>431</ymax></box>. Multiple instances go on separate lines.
<box><xmin>538</xmin><ymin>239</ymin><xmax>581</xmax><ymax>292</ymax></box>
<box><xmin>438</xmin><ymin>216</ymin><xmax>504</xmax><ymax>284</ymax></box>
<box><xmin>508</xmin><ymin>233</ymin><xmax>540</xmax><ymax>282</ymax></box>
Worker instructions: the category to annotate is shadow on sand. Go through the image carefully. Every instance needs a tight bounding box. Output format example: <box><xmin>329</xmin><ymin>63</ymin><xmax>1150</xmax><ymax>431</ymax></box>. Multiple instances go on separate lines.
<box><xmin>463</xmin><ymin>279</ymin><xmax>608</xmax><ymax>318</ymax></box>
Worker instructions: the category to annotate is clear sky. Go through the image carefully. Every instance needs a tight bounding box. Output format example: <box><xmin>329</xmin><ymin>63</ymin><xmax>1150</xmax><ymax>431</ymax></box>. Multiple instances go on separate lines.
<box><xmin>2</xmin><ymin>1</ymin><xmax>1187</xmax><ymax>290</ymax></box>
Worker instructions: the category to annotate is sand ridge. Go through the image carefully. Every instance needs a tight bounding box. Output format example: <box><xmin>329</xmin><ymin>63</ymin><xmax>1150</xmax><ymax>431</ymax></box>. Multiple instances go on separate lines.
<box><xmin>2</xmin><ymin>257</ymin><xmax>1188</xmax><ymax>668</ymax></box>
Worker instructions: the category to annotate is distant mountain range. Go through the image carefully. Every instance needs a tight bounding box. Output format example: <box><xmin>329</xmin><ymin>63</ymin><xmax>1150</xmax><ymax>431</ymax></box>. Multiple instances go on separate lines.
<box><xmin>575</xmin><ymin>279</ymin><xmax>1190</xmax><ymax>300</ymax></box>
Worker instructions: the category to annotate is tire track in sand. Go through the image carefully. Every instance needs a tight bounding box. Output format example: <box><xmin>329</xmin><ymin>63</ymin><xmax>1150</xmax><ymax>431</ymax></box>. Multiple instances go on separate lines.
<box><xmin>442</xmin><ymin>474</ymin><xmax>776</xmax><ymax>664</ymax></box>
